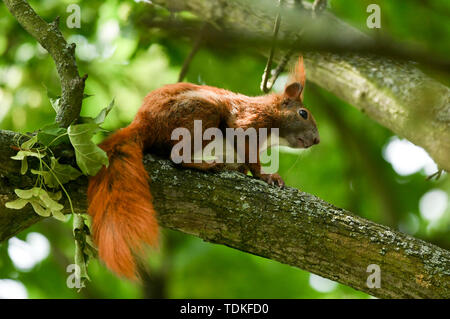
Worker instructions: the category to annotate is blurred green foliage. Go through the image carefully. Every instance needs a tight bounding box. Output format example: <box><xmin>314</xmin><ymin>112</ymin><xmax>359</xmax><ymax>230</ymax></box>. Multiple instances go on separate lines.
<box><xmin>0</xmin><ymin>0</ymin><xmax>449</xmax><ymax>298</ymax></box>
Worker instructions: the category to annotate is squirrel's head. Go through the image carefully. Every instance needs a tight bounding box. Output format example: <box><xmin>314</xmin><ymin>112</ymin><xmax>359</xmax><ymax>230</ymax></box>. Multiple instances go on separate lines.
<box><xmin>276</xmin><ymin>57</ymin><xmax>320</xmax><ymax>149</ymax></box>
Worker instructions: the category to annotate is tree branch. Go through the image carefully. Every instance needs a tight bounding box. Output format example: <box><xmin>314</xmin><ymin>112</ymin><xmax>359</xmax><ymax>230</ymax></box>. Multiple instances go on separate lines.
<box><xmin>178</xmin><ymin>23</ymin><xmax>208</xmax><ymax>82</ymax></box>
<box><xmin>149</xmin><ymin>0</ymin><xmax>450</xmax><ymax>73</ymax></box>
<box><xmin>147</xmin><ymin>0</ymin><xmax>450</xmax><ymax>171</ymax></box>
<box><xmin>0</xmin><ymin>130</ymin><xmax>449</xmax><ymax>299</ymax></box>
<box><xmin>3</xmin><ymin>0</ymin><xmax>87</xmax><ymax>127</ymax></box>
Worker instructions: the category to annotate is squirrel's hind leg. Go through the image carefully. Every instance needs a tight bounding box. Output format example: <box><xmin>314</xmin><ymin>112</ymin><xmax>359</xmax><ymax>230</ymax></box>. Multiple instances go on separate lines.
<box><xmin>181</xmin><ymin>162</ymin><xmax>249</xmax><ymax>175</ymax></box>
<box><xmin>181</xmin><ymin>162</ymin><xmax>225</xmax><ymax>172</ymax></box>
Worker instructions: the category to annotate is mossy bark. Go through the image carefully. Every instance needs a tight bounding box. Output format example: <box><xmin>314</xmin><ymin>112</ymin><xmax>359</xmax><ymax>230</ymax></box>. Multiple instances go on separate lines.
<box><xmin>0</xmin><ymin>130</ymin><xmax>448</xmax><ymax>299</ymax></box>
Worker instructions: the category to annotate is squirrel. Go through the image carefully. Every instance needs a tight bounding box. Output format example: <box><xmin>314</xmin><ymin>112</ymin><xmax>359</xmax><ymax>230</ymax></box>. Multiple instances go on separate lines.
<box><xmin>87</xmin><ymin>57</ymin><xmax>320</xmax><ymax>279</ymax></box>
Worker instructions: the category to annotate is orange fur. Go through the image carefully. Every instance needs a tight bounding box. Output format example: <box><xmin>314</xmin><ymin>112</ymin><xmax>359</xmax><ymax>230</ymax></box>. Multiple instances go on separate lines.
<box><xmin>87</xmin><ymin>72</ymin><xmax>319</xmax><ymax>280</ymax></box>
<box><xmin>288</xmin><ymin>56</ymin><xmax>306</xmax><ymax>100</ymax></box>
<box><xmin>87</xmin><ymin>125</ymin><xmax>158</xmax><ymax>279</ymax></box>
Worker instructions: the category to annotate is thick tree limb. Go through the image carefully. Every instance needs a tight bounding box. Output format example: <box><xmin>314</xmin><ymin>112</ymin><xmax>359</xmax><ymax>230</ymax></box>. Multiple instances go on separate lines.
<box><xmin>0</xmin><ymin>130</ymin><xmax>449</xmax><ymax>298</ymax></box>
<box><xmin>3</xmin><ymin>0</ymin><xmax>86</xmax><ymax>127</ymax></box>
<box><xmin>151</xmin><ymin>0</ymin><xmax>450</xmax><ymax>72</ymax></box>
<box><xmin>149</xmin><ymin>0</ymin><xmax>450</xmax><ymax>171</ymax></box>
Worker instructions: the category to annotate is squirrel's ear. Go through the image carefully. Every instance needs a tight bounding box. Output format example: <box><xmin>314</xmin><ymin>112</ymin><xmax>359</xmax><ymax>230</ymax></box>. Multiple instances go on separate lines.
<box><xmin>284</xmin><ymin>82</ymin><xmax>303</xmax><ymax>100</ymax></box>
<box><xmin>287</xmin><ymin>56</ymin><xmax>306</xmax><ymax>100</ymax></box>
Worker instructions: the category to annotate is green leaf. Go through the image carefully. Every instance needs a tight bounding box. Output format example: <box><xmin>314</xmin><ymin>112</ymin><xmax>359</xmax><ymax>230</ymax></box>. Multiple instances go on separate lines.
<box><xmin>11</xmin><ymin>150</ymin><xmax>46</xmax><ymax>160</ymax></box>
<box><xmin>32</xmin><ymin>158</ymin><xmax>82</xmax><ymax>188</ymax></box>
<box><xmin>5</xmin><ymin>198</ymin><xmax>29</xmax><ymax>209</ymax></box>
<box><xmin>77</xmin><ymin>116</ymin><xmax>96</xmax><ymax>124</ymax></box>
<box><xmin>85</xmin><ymin>234</ymin><xmax>96</xmax><ymax>251</ymax></box>
<box><xmin>21</xmin><ymin>158</ymin><xmax>28</xmax><ymax>175</ymax></box>
<box><xmin>37</xmin><ymin>123</ymin><xmax>68</xmax><ymax>147</ymax></box>
<box><xmin>7</xmin><ymin>187</ymin><xmax>66</xmax><ymax>220</ymax></box>
<box><xmin>21</xmin><ymin>135</ymin><xmax>37</xmax><ymax>150</ymax></box>
<box><xmin>46</xmin><ymin>89</ymin><xmax>61</xmax><ymax>112</ymax></box>
<box><xmin>68</xmin><ymin>123</ymin><xmax>109</xmax><ymax>176</ymax></box>
<box><xmin>30</xmin><ymin>169</ymin><xmax>52</xmax><ymax>186</ymax></box>
<box><xmin>15</xmin><ymin>188</ymin><xmax>37</xmax><ymax>199</ymax></box>
<box><xmin>81</xmin><ymin>213</ymin><xmax>92</xmax><ymax>229</ymax></box>
<box><xmin>30</xmin><ymin>200</ymin><xmax>51</xmax><ymax>217</ymax></box>
<box><xmin>77</xmin><ymin>98</ymin><xmax>114</xmax><ymax>125</ymax></box>
<box><xmin>50</xmin><ymin>157</ymin><xmax>82</xmax><ymax>184</ymax></box>
<box><xmin>73</xmin><ymin>214</ymin><xmax>93</xmax><ymax>284</ymax></box>
<box><xmin>48</xmin><ymin>191</ymin><xmax>62</xmax><ymax>201</ymax></box>
<box><xmin>38</xmin><ymin>189</ymin><xmax>64</xmax><ymax>211</ymax></box>
<box><xmin>51</xmin><ymin>209</ymin><xmax>67</xmax><ymax>221</ymax></box>
<box><xmin>94</xmin><ymin>99</ymin><xmax>115</xmax><ymax>124</ymax></box>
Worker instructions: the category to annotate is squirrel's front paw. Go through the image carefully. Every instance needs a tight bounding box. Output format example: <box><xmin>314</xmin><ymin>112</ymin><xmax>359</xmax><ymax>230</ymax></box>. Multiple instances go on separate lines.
<box><xmin>260</xmin><ymin>173</ymin><xmax>285</xmax><ymax>188</ymax></box>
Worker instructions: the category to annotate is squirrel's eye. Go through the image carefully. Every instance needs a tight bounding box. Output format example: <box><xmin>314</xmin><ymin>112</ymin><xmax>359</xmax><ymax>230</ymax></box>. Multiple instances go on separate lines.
<box><xmin>298</xmin><ymin>109</ymin><xmax>308</xmax><ymax>120</ymax></box>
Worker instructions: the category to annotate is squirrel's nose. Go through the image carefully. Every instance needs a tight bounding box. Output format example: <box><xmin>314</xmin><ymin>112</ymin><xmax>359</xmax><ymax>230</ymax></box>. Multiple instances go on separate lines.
<box><xmin>313</xmin><ymin>137</ymin><xmax>320</xmax><ymax>145</ymax></box>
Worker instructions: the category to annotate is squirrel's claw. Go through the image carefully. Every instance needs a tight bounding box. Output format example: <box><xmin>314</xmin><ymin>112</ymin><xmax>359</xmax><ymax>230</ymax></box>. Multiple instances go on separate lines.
<box><xmin>260</xmin><ymin>173</ymin><xmax>285</xmax><ymax>188</ymax></box>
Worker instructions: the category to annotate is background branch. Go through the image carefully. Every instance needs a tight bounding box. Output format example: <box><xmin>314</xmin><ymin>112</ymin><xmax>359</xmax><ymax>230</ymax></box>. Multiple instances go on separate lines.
<box><xmin>0</xmin><ymin>130</ymin><xmax>449</xmax><ymax>299</ymax></box>
<box><xmin>3</xmin><ymin>0</ymin><xmax>86</xmax><ymax>127</ymax></box>
<box><xmin>149</xmin><ymin>0</ymin><xmax>450</xmax><ymax>73</ymax></box>
<box><xmin>309</xmin><ymin>84</ymin><xmax>400</xmax><ymax>228</ymax></box>
<box><xmin>146</xmin><ymin>0</ymin><xmax>450</xmax><ymax>171</ymax></box>
<box><xmin>178</xmin><ymin>23</ymin><xmax>208</xmax><ymax>82</ymax></box>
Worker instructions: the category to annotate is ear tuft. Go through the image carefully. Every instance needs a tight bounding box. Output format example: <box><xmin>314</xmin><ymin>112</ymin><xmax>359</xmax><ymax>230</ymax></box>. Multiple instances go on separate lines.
<box><xmin>284</xmin><ymin>82</ymin><xmax>303</xmax><ymax>100</ymax></box>
<box><xmin>287</xmin><ymin>56</ymin><xmax>306</xmax><ymax>100</ymax></box>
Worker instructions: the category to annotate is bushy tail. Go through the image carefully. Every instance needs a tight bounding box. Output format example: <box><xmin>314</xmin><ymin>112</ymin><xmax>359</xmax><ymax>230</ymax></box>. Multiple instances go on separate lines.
<box><xmin>87</xmin><ymin>125</ymin><xmax>158</xmax><ymax>280</ymax></box>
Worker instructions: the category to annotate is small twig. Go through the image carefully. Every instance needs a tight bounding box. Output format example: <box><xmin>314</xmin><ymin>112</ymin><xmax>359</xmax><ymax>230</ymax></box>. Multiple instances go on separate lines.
<box><xmin>260</xmin><ymin>0</ymin><xmax>283</xmax><ymax>93</ymax></box>
<box><xmin>264</xmin><ymin>48</ymin><xmax>294</xmax><ymax>91</ymax></box>
<box><xmin>426</xmin><ymin>169</ymin><xmax>444</xmax><ymax>181</ymax></box>
<box><xmin>260</xmin><ymin>0</ymin><xmax>327</xmax><ymax>92</ymax></box>
<box><xmin>4</xmin><ymin>0</ymin><xmax>86</xmax><ymax>127</ymax></box>
<box><xmin>264</xmin><ymin>30</ymin><xmax>305</xmax><ymax>90</ymax></box>
<box><xmin>261</xmin><ymin>1</ymin><xmax>312</xmax><ymax>92</ymax></box>
<box><xmin>178</xmin><ymin>23</ymin><xmax>208</xmax><ymax>82</ymax></box>
<box><xmin>312</xmin><ymin>0</ymin><xmax>328</xmax><ymax>17</ymax></box>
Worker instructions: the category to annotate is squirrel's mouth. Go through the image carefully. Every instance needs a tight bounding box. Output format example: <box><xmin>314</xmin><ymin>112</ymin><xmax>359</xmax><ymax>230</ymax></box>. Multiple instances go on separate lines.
<box><xmin>297</xmin><ymin>137</ymin><xmax>310</xmax><ymax>149</ymax></box>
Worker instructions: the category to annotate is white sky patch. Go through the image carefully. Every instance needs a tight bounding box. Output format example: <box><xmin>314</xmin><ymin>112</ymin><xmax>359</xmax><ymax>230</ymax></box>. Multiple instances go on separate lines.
<box><xmin>419</xmin><ymin>189</ymin><xmax>448</xmax><ymax>222</ymax></box>
<box><xmin>398</xmin><ymin>213</ymin><xmax>420</xmax><ymax>235</ymax></box>
<box><xmin>15</xmin><ymin>43</ymin><xmax>35</xmax><ymax>63</ymax></box>
<box><xmin>271</xmin><ymin>74</ymin><xmax>288</xmax><ymax>93</ymax></box>
<box><xmin>383</xmin><ymin>136</ymin><xmax>438</xmax><ymax>176</ymax></box>
<box><xmin>97</xmin><ymin>20</ymin><xmax>120</xmax><ymax>59</ymax></box>
<box><xmin>98</xmin><ymin>20</ymin><xmax>120</xmax><ymax>43</ymax></box>
<box><xmin>0</xmin><ymin>279</ymin><xmax>28</xmax><ymax>299</ymax></box>
<box><xmin>309</xmin><ymin>274</ymin><xmax>338</xmax><ymax>293</ymax></box>
<box><xmin>8</xmin><ymin>232</ymin><xmax>50</xmax><ymax>271</ymax></box>
<box><xmin>0</xmin><ymin>88</ymin><xmax>12</xmax><ymax>123</ymax></box>
<box><xmin>0</xmin><ymin>66</ymin><xmax>23</xmax><ymax>89</ymax></box>
<box><xmin>134</xmin><ymin>0</ymin><xmax>153</xmax><ymax>4</ymax></box>
<box><xmin>68</xmin><ymin>35</ymin><xmax>98</xmax><ymax>62</ymax></box>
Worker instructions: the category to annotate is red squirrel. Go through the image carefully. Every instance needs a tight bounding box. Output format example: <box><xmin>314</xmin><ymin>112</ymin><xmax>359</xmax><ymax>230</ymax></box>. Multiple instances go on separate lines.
<box><xmin>87</xmin><ymin>57</ymin><xmax>320</xmax><ymax>279</ymax></box>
